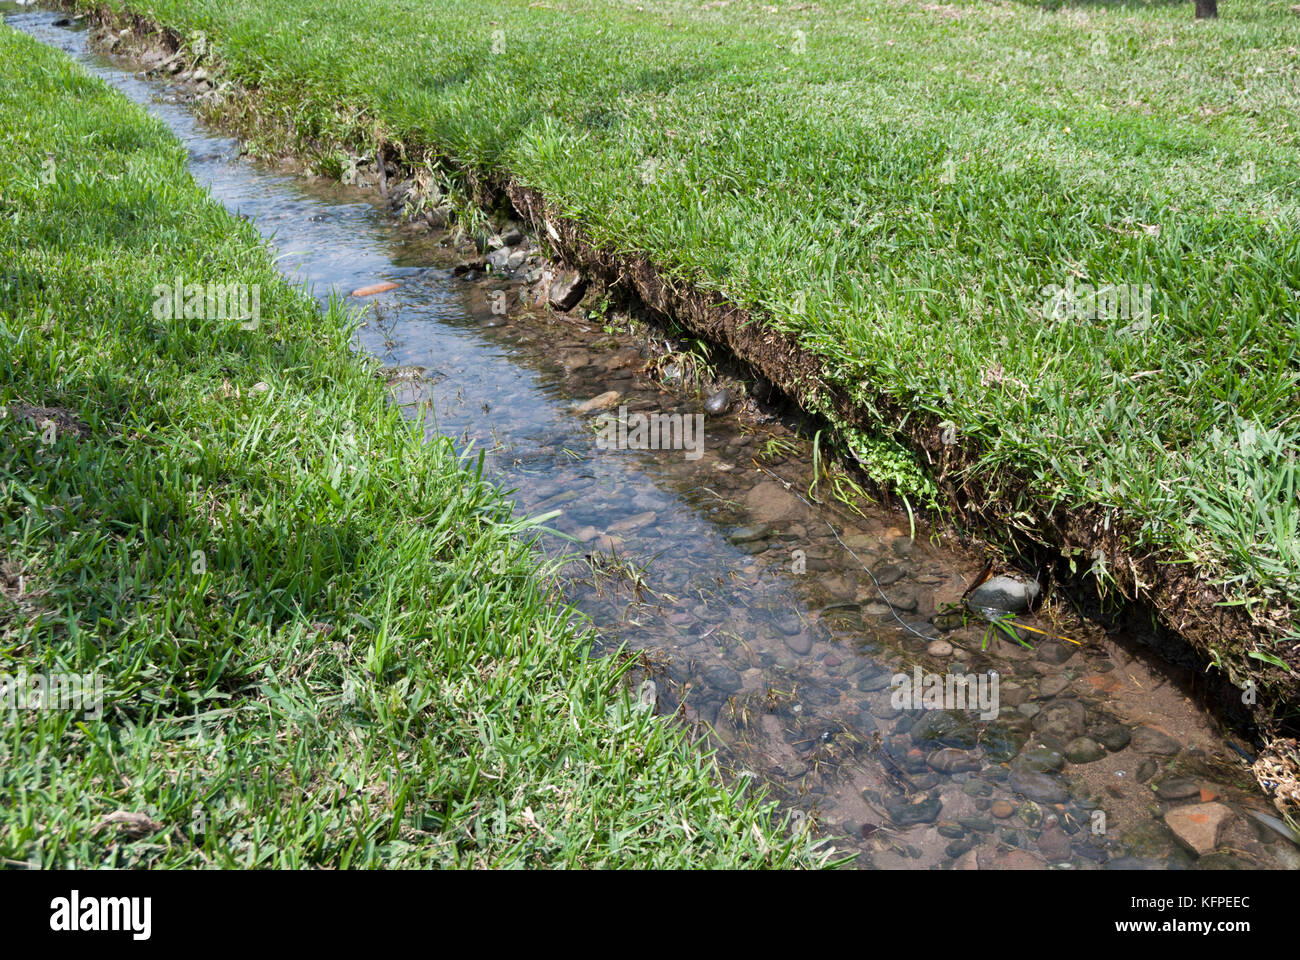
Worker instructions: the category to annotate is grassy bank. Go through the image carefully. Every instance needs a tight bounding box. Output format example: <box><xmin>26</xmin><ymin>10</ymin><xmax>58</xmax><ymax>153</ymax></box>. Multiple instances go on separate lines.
<box><xmin>0</xmin><ymin>23</ymin><xmax>819</xmax><ymax>867</ymax></box>
<box><xmin>79</xmin><ymin>0</ymin><xmax>1300</xmax><ymax>706</ymax></box>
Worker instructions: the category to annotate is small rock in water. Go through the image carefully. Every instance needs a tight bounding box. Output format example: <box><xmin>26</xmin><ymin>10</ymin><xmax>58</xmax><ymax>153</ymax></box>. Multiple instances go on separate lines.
<box><xmin>574</xmin><ymin>390</ymin><xmax>620</xmax><ymax>413</ymax></box>
<box><xmin>1154</xmin><ymin>777</ymin><xmax>1202</xmax><ymax>801</ymax></box>
<box><xmin>703</xmin><ymin>665</ymin><xmax>743</xmax><ymax>693</ymax></box>
<box><xmin>1009</xmin><ymin>770</ymin><xmax>1068</xmax><ymax>804</ymax></box>
<box><xmin>1131</xmin><ymin>726</ymin><xmax>1182</xmax><ymax>756</ymax></box>
<box><xmin>967</xmin><ymin>575</ymin><xmax>1040</xmax><ymax>613</ymax></box>
<box><xmin>1063</xmin><ymin>737</ymin><xmax>1107</xmax><ymax>764</ymax></box>
<box><xmin>1036</xmin><ymin>640</ymin><xmax>1073</xmax><ymax>665</ymax></box>
<box><xmin>1091</xmin><ymin>723</ymin><xmax>1132</xmax><ymax>752</ymax></box>
<box><xmin>927</xmin><ymin>639</ymin><xmax>953</xmax><ymax>658</ymax></box>
<box><xmin>783</xmin><ymin>633</ymin><xmax>813</xmax><ymax>656</ymax></box>
<box><xmin>726</xmin><ymin>523</ymin><xmax>770</xmax><ymax>544</ymax></box>
<box><xmin>991</xmin><ymin>800</ymin><xmax>1015</xmax><ymax>819</ymax></box>
<box><xmin>704</xmin><ymin>388</ymin><xmax>731</xmax><ymax>415</ymax></box>
<box><xmin>1164</xmin><ymin>802</ymin><xmax>1234</xmax><ymax>856</ymax></box>
<box><xmin>928</xmin><ymin>748</ymin><xmax>980</xmax><ymax>773</ymax></box>
<box><xmin>887</xmin><ymin>795</ymin><xmax>943</xmax><ymax>827</ymax></box>
<box><xmin>548</xmin><ymin>269</ymin><xmax>587</xmax><ymax>311</ymax></box>
<box><xmin>872</xmin><ymin>563</ymin><xmax>905</xmax><ymax>586</ymax></box>
<box><xmin>1015</xmin><ymin>746</ymin><xmax>1065</xmax><ymax>773</ymax></box>
<box><xmin>774</xmin><ymin>613</ymin><xmax>802</xmax><ymax>636</ymax></box>
<box><xmin>1037</xmin><ymin>827</ymin><xmax>1073</xmax><ymax>862</ymax></box>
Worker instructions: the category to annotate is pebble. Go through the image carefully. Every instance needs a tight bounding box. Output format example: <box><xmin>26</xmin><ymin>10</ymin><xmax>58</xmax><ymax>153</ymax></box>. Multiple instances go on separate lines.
<box><xmin>926</xmin><ymin>639</ymin><xmax>953</xmax><ymax>658</ymax></box>
<box><xmin>574</xmin><ymin>390</ymin><xmax>620</xmax><ymax>413</ymax></box>
<box><xmin>548</xmin><ymin>269</ymin><xmax>587</xmax><ymax>310</ymax></box>
<box><xmin>704</xmin><ymin>388</ymin><xmax>731</xmax><ymax>415</ymax></box>
<box><xmin>1063</xmin><ymin>737</ymin><xmax>1107</xmax><ymax>764</ymax></box>
<box><xmin>1131</xmin><ymin>726</ymin><xmax>1182</xmax><ymax>756</ymax></box>
<box><xmin>967</xmin><ymin>575</ymin><xmax>1040</xmax><ymax>613</ymax></box>
<box><xmin>991</xmin><ymin>800</ymin><xmax>1015</xmax><ymax>819</ymax></box>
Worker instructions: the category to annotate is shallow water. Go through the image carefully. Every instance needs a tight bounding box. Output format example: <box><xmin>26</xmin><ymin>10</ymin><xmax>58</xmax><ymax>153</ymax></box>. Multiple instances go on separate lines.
<box><xmin>9</xmin><ymin>5</ymin><xmax>1296</xmax><ymax>869</ymax></box>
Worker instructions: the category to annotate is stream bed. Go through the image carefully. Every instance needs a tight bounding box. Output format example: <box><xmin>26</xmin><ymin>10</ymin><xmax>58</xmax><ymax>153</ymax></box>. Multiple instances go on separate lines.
<box><xmin>8</xmin><ymin>4</ymin><xmax>1297</xmax><ymax>869</ymax></box>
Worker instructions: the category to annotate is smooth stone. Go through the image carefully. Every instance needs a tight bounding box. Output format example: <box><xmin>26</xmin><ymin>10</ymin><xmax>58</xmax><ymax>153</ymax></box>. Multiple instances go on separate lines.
<box><xmin>783</xmin><ymin>633</ymin><xmax>813</xmax><ymax>655</ymax></box>
<box><xmin>1165</xmin><ymin>802</ymin><xmax>1234</xmax><ymax>856</ymax></box>
<box><xmin>960</xmin><ymin>816</ymin><xmax>995</xmax><ymax>833</ymax></box>
<box><xmin>937</xmin><ymin>821</ymin><xmax>965</xmax><ymax>840</ymax></box>
<box><xmin>991</xmin><ymin>800</ymin><xmax>1015</xmax><ymax>819</ymax></box>
<box><xmin>886</xmin><ymin>795</ymin><xmax>943</xmax><ymax>827</ymax></box>
<box><xmin>1032</xmin><ymin>699</ymin><xmax>1087</xmax><ymax>744</ymax></box>
<box><xmin>1037</xmin><ymin>827</ymin><xmax>1073</xmax><ymax>862</ymax></box>
<box><xmin>1132</xmin><ymin>726</ymin><xmax>1182</xmax><ymax>756</ymax></box>
<box><xmin>704</xmin><ymin>389</ymin><xmax>731</xmax><ymax>415</ymax></box>
<box><xmin>1064</xmin><ymin>737</ymin><xmax>1107</xmax><ymax>764</ymax></box>
<box><xmin>726</xmin><ymin>523</ymin><xmax>770</xmax><ymax>544</ymax></box>
<box><xmin>548</xmin><ymin>269</ymin><xmax>587</xmax><ymax>310</ymax></box>
<box><xmin>1038</xmin><ymin>675</ymin><xmax>1071</xmax><ymax>698</ymax></box>
<box><xmin>1009</xmin><ymin>771</ymin><xmax>1068</xmax><ymax>804</ymax></box>
<box><xmin>872</xmin><ymin>563</ymin><xmax>905</xmax><ymax>586</ymax></box>
<box><xmin>1091</xmin><ymin>723</ymin><xmax>1132</xmax><ymax>752</ymax></box>
<box><xmin>928</xmin><ymin>748</ymin><xmax>981</xmax><ymax>773</ymax></box>
<box><xmin>1014</xmin><ymin>746</ymin><xmax>1065</xmax><ymax>773</ymax></box>
<box><xmin>926</xmin><ymin>639</ymin><xmax>953</xmax><ymax>658</ymax></box>
<box><xmin>574</xmin><ymin>390</ymin><xmax>620</xmax><ymax>413</ymax></box>
<box><xmin>1036</xmin><ymin>640</ymin><xmax>1074</xmax><ymax>665</ymax></box>
<box><xmin>967</xmin><ymin>575</ymin><xmax>1040</xmax><ymax>613</ymax></box>
<box><xmin>702</xmin><ymin>665</ymin><xmax>743</xmax><ymax>693</ymax></box>
<box><xmin>1154</xmin><ymin>777</ymin><xmax>1202</xmax><ymax>801</ymax></box>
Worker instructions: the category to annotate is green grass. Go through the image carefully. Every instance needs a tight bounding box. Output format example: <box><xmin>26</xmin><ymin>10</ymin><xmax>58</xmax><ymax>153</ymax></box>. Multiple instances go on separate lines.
<box><xmin>0</xmin><ymin>23</ymin><xmax>820</xmax><ymax>868</ymax></box>
<box><xmin>76</xmin><ymin>0</ymin><xmax>1300</xmax><ymax>678</ymax></box>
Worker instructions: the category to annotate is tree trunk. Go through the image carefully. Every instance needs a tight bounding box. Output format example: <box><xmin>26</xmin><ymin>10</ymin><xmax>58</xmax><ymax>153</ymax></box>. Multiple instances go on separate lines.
<box><xmin>1195</xmin><ymin>0</ymin><xmax>1218</xmax><ymax>18</ymax></box>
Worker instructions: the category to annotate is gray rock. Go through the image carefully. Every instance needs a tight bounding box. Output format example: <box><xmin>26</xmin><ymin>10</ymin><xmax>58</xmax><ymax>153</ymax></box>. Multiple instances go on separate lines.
<box><xmin>887</xmin><ymin>795</ymin><xmax>943</xmax><ymax>827</ymax></box>
<box><xmin>704</xmin><ymin>389</ymin><xmax>731</xmax><ymax>415</ymax></box>
<box><xmin>1132</xmin><ymin>726</ymin><xmax>1181</xmax><ymax>756</ymax></box>
<box><xmin>726</xmin><ymin>524</ymin><xmax>769</xmax><ymax>544</ymax></box>
<box><xmin>1038</xmin><ymin>675</ymin><xmax>1071</xmax><ymax>697</ymax></box>
<box><xmin>872</xmin><ymin>563</ymin><xmax>905</xmax><ymax>586</ymax></box>
<box><xmin>1154</xmin><ymin>777</ymin><xmax>1201</xmax><ymax>801</ymax></box>
<box><xmin>928</xmin><ymin>748</ymin><xmax>981</xmax><ymax>773</ymax></box>
<box><xmin>548</xmin><ymin>269</ymin><xmax>587</xmax><ymax>311</ymax></box>
<box><xmin>1036</xmin><ymin>640</ymin><xmax>1073</xmax><ymax>665</ymax></box>
<box><xmin>1009</xmin><ymin>771</ymin><xmax>1068</xmax><ymax>804</ymax></box>
<box><xmin>1136</xmin><ymin>758</ymin><xmax>1158</xmax><ymax>783</ymax></box>
<box><xmin>967</xmin><ymin>575</ymin><xmax>1040</xmax><ymax>613</ymax></box>
<box><xmin>703</xmin><ymin>665</ymin><xmax>742</xmax><ymax>694</ymax></box>
<box><xmin>1032</xmin><ymin>699</ymin><xmax>1087</xmax><ymax>745</ymax></box>
<box><xmin>1091</xmin><ymin>723</ymin><xmax>1132</xmax><ymax>752</ymax></box>
<box><xmin>1064</xmin><ymin>737</ymin><xmax>1107</xmax><ymax>764</ymax></box>
<box><xmin>783</xmin><ymin>633</ymin><xmax>813</xmax><ymax>656</ymax></box>
<box><xmin>1014</xmin><ymin>746</ymin><xmax>1065</xmax><ymax>773</ymax></box>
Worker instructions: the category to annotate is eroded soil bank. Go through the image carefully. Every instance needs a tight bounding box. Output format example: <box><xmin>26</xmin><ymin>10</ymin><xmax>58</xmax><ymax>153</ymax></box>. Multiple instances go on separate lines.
<box><xmin>11</xmin><ymin>5</ymin><xmax>1299</xmax><ymax>868</ymax></box>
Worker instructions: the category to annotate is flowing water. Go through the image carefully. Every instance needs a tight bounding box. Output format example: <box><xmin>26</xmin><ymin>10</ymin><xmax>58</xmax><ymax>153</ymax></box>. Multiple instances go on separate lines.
<box><xmin>9</xmin><ymin>5</ymin><xmax>1297</xmax><ymax>869</ymax></box>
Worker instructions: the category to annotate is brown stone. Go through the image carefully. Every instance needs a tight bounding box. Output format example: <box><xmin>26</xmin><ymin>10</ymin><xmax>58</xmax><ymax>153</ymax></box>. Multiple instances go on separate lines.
<box><xmin>1165</xmin><ymin>802</ymin><xmax>1234</xmax><ymax>856</ymax></box>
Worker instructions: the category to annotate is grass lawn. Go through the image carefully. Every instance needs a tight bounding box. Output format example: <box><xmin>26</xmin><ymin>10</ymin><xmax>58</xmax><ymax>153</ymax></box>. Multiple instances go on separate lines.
<box><xmin>75</xmin><ymin>0</ymin><xmax>1300</xmax><ymax>695</ymax></box>
<box><xmin>0</xmin><ymin>22</ymin><xmax>819</xmax><ymax>867</ymax></box>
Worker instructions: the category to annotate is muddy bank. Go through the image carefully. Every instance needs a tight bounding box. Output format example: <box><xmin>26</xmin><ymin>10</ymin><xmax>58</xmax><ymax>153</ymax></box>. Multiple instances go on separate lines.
<box><xmin>15</xmin><ymin>3</ymin><xmax>1300</xmax><ymax>867</ymax></box>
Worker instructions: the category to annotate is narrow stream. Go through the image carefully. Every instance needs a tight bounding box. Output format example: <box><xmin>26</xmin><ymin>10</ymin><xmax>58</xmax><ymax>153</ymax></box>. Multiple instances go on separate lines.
<box><xmin>10</xmin><ymin>5</ymin><xmax>1296</xmax><ymax>869</ymax></box>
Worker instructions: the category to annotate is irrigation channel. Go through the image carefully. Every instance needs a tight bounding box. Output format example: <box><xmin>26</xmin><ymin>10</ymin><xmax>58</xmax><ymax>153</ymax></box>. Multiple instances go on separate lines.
<box><xmin>10</xmin><ymin>4</ymin><xmax>1297</xmax><ymax>869</ymax></box>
